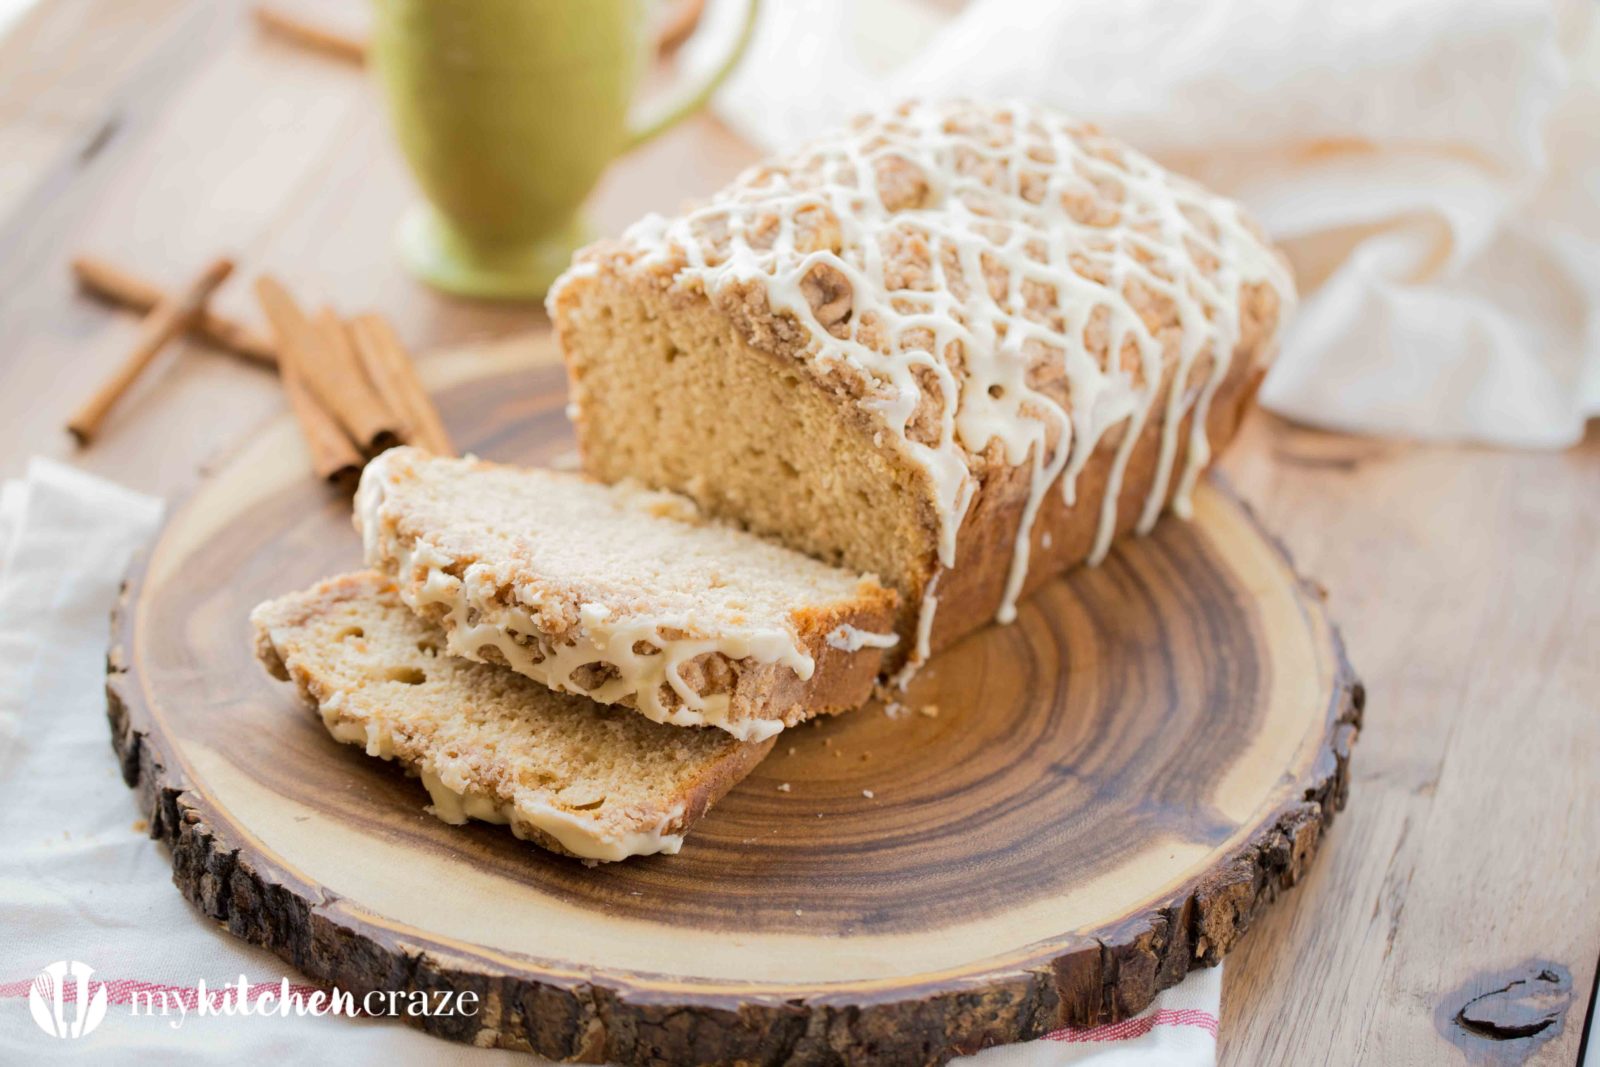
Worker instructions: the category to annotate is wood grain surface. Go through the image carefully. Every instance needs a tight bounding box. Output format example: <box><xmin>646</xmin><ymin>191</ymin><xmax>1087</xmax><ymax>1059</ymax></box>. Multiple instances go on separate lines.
<box><xmin>107</xmin><ymin>340</ymin><xmax>1359</xmax><ymax>1062</ymax></box>
<box><xmin>2</xmin><ymin>1</ymin><xmax>1597</xmax><ymax>1063</ymax></box>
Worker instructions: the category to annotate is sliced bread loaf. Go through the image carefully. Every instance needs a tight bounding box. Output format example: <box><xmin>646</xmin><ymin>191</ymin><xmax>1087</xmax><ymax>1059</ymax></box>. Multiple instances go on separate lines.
<box><xmin>250</xmin><ymin>572</ymin><xmax>772</xmax><ymax>862</ymax></box>
<box><xmin>549</xmin><ymin>99</ymin><xmax>1294</xmax><ymax>673</ymax></box>
<box><xmin>355</xmin><ymin>447</ymin><xmax>898</xmax><ymax>741</ymax></box>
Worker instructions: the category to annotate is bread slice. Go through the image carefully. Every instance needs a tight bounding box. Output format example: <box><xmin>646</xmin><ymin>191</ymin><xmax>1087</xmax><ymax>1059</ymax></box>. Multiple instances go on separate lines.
<box><xmin>250</xmin><ymin>572</ymin><xmax>772</xmax><ymax>862</ymax></box>
<box><xmin>355</xmin><ymin>447</ymin><xmax>898</xmax><ymax>741</ymax></box>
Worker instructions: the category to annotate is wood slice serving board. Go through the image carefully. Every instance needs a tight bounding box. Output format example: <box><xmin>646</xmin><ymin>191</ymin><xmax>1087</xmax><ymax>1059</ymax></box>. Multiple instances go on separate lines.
<box><xmin>107</xmin><ymin>338</ymin><xmax>1362</xmax><ymax>1065</ymax></box>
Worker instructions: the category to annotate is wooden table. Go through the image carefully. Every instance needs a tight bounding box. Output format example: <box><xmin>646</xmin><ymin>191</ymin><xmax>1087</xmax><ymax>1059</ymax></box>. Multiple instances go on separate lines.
<box><xmin>2</xmin><ymin>2</ymin><xmax>1594</xmax><ymax>1063</ymax></box>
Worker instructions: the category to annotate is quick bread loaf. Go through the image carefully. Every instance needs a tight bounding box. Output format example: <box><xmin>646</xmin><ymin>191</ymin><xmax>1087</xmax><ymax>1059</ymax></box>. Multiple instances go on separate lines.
<box><xmin>246</xmin><ymin>98</ymin><xmax>1296</xmax><ymax>865</ymax></box>
<box><xmin>356</xmin><ymin>447</ymin><xmax>899</xmax><ymax>741</ymax></box>
<box><xmin>550</xmin><ymin>99</ymin><xmax>1295</xmax><ymax>674</ymax></box>
<box><xmin>251</xmin><ymin>572</ymin><xmax>772</xmax><ymax>861</ymax></box>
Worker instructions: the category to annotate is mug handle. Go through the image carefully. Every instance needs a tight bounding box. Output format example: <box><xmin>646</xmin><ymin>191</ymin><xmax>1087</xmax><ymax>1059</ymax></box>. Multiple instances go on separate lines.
<box><xmin>625</xmin><ymin>0</ymin><xmax>761</xmax><ymax>151</ymax></box>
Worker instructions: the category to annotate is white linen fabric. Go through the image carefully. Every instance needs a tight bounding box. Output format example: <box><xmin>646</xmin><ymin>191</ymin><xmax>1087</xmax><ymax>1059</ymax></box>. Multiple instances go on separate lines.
<box><xmin>687</xmin><ymin>0</ymin><xmax>1600</xmax><ymax>448</ymax></box>
<box><xmin>0</xmin><ymin>459</ymin><xmax>527</xmax><ymax>1064</ymax></box>
<box><xmin>0</xmin><ymin>457</ymin><xmax>1222</xmax><ymax>1062</ymax></box>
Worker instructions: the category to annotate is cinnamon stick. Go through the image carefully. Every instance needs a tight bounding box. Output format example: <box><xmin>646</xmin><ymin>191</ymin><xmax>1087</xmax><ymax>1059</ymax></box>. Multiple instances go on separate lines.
<box><xmin>314</xmin><ymin>307</ymin><xmax>405</xmax><ymax>453</ymax></box>
<box><xmin>280</xmin><ymin>348</ymin><xmax>363</xmax><ymax>483</ymax></box>
<box><xmin>67</xmin><ymin>257</ymin><xmax>236</xmax><ymax>445</ymax></box>
<box><xmin>347</xmin><ymin>314</ymin><xmax>454</xmax><ymax>456</ymax></box>
<box><xmin>255</xmin><ymin>277</ymin><xmax>399</xmax><ymax>453</ymax></box>
<box><xmin>253</xmin><ymin>5</ymin><xmax>367</xmax><ymax>65</ymax></box>
<box><xmin>72</xmin><ymin>256</ymin><xmax>277</xmax><ymax>367</ymax></box>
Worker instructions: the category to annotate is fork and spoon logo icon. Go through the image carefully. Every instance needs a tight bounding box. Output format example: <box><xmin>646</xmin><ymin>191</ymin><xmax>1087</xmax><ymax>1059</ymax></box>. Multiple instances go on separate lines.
<box><xmin>28</xmin><ymin>961</ymin><xmax>108</xmax><ymax>1039</ymax></box>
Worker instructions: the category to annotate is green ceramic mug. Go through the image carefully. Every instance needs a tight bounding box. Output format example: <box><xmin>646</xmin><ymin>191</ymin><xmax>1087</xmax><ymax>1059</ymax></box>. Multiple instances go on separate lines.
<box><xmin>371</xmin><ymin>0</ymin><xmax>759</xmax><ymax>299</ymax></box>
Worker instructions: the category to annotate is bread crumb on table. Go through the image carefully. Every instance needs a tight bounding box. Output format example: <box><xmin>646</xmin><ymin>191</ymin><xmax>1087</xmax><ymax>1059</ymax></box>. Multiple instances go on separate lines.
<box><xmin>918</xmin><ymin>704</ymin><xmax>940</xmax><ymax>718</ymax></box>
<box><xmin>777</xmin><ymin>782</ymin><xmax>791</xmax><ymax>792</ymax></box>
<box><xmin>862</xmin><ymin>789</ymin><xmax>876</xmax><ymax>799</ymax></box>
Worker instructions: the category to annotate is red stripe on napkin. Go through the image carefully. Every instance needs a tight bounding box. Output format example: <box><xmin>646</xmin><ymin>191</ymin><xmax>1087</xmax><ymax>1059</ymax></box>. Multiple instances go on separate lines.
<box><xmin>1046</xmin><ymin>1008</ymin><xmax>1219</xmax><ymax>1042</ymax></box>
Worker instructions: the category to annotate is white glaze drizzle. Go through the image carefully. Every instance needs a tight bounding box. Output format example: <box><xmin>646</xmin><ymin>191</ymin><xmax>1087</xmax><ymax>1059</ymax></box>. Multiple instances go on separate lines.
<box><xmin>355</xmin><ymin>460</ymin><xmax>810</xmax><ymax>743</ymax></box>
<box><xmin>824</xmin><ymin>624</ymin><xmax>900</xmax><ymax>653</ymax></box>
<box><xmin>565</xmin><ymin>100</ymin><xmax>1293</xmax><ymax>668</ymax></box>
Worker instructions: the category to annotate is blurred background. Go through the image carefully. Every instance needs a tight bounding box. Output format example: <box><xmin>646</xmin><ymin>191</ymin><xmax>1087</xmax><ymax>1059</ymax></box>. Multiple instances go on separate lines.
<box><xmin>0</xmin><ymin>0</ymin><xmax>1594</xmax><ymax>494</ymax></box>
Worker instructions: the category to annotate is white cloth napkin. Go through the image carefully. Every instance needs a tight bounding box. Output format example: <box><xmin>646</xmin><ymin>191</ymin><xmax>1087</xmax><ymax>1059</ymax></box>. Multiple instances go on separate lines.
<box><xmin>0</xmin><ymin>460</ymin><xmax>528</xmax><ymax>1064</ymax></box>
<box><xmin>688</xmin><ymin>0</ymin><xmax>1600</xmax><ymax>448</ymax></box>
<box><xmin>0</xmin><ymin>458</ymin><xmax>1219</xmax><ymax>1063</ymax></box>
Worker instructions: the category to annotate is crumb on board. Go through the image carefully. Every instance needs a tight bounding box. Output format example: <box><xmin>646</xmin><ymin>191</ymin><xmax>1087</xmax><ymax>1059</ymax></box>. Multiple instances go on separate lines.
<box><xmin>777</xmin><ymin>782</ymin><xmax>791</xmax><ymax>793</ymax></box>
<box><xmin>862</xmin><ymin>789</ymin><xmax>876</xmax><ymax>799</ymax></box>
<box><xmin>885</xmin><ymin>701</ymin><xmax>907</xmax><ymax>719</ymax></box>
<box><xmin>787</xmin><ymin>746</ymin><xmax>796</xmax><ymax>755</ymax></box>
<box><xmin>919</xmin><ymin>704</ymin><xmax>940</xmax><ymax>718</ymax></box>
